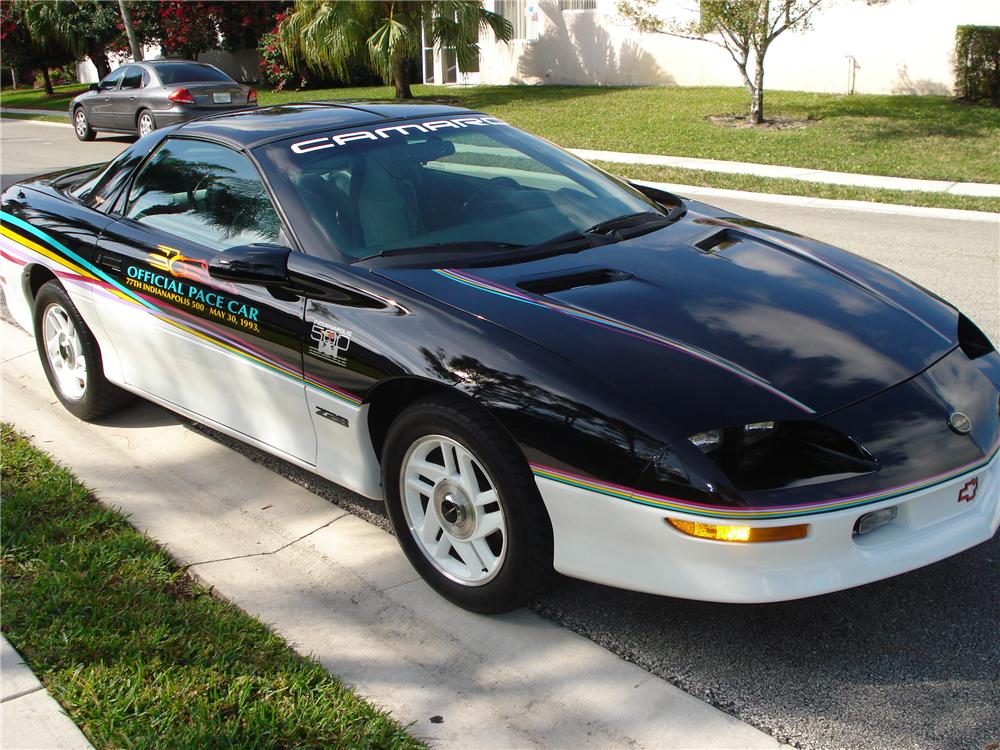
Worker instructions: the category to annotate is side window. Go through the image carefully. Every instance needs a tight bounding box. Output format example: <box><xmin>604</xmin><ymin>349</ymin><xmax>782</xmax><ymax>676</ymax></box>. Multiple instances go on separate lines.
<box><xmin>141</xmin><ymin>70</ymin><xmax>151</xmax><ymax>87</ymax></box>
<box><xmin>98</xmin><ymin>68</ymin><xmax>124</xmax><ymax>91</ymax></box>
<box><xmin>125</xmin><ymin>139</ymin><xmax>282</xmax><ymax>250</ymax></box>
<box><xmin>120</xmin><ymin>66</ymin><xmax>143</xmax><ymax>90</ymax></box>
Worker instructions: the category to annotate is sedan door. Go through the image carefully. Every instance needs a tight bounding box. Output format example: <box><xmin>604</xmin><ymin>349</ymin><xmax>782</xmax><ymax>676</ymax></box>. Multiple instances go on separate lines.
<box><xmin>93</xmin><ymin>136</ymin><xmax>316</xmax><ymax>463</ymax></box>
<box><xmin>88</xmin><ymin>67</ymin><xmax>124</xmax><ymax>128</ymax></box>
<box><xmin>111</xmin><ymin>66</ymin><xmax>145</xmax><ymax>130</ymax></box>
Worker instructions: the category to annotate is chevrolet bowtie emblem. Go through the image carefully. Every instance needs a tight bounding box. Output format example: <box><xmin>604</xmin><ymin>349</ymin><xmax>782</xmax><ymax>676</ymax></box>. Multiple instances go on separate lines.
<box><xmin>958</xmin><ymin>477</ymin><xmax>979</xmax><ymax>503</ymax></box>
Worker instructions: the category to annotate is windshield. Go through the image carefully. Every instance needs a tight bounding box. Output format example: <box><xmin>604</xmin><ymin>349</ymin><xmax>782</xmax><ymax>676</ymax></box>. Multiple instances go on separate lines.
<box><xmin>152</xmin><ymin>63</ymin><xmax>233</xmax><ymax>85</ymax></box>
<box><xmin>255</xmin><ymin>116</ymin><xmax>663</xmax><ymax>262</ymax></box>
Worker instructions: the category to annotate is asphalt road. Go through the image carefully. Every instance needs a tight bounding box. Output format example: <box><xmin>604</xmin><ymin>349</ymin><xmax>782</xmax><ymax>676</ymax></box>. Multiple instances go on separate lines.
<box><xmin>2</xmin><ymin>117</ymin><xmax>998</xmax><ymax>750</ymax></box>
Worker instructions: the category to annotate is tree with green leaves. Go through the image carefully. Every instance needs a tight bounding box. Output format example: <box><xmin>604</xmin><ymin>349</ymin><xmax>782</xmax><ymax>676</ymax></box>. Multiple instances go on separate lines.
<box><xmin>278</xmin><ymin>0</ymin><xmax>512</xmax><ymax>99</ymax></box>
<box><xmin>8</xmin><ymin>1</ymin><xmax>78</xmax><ymax>94</ymax></box>
<box><xmin>618</xmin><ymin>0</ymin><xmax>825</xmax><ymax>124</ymax></box>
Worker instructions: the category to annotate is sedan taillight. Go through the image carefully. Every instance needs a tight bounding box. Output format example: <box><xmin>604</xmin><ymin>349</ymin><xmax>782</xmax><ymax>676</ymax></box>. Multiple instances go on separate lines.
<box><xmin>247</xmin><ymin>87</ymin><xmax>257</xmax><ymax>104</ymax></box>
<box><xmin>168</xmin><ymin>88</ymin><xmax>194</xmax><ymax>104</ymax></box>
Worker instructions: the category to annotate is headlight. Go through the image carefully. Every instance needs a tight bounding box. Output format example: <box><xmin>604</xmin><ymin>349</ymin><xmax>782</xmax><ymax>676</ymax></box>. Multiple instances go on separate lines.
<box><xmin>688</xmin><ymin>421</ymin><xmax>775</xmax><ymax>454</ymax></box>
<box><xmin>686</xmin><ymin>421</ymin><xmax>876</xmax><ymax>491</ymax></box>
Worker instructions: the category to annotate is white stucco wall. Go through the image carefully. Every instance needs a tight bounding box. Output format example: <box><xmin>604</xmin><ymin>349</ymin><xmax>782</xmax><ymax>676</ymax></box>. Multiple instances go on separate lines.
<box><xmin>479</xmin><ymin>0</ymin><xmax>1000</xmax><ymax>94</ymax></box>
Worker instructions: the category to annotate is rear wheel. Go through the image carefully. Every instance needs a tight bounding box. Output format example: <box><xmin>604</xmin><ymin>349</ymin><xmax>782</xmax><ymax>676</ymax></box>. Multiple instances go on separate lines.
<box><xmin>136</xmin><ymin>110</ymin><xmax>155</xmax><ymax>137</ymax></box>
<box><xmin>33</xmin><ymin>281</ymin><xmax>133</xmax><ymax>420</ymax></box>
<box><xmin>73</xmin><ymin>107</ymin><xmax>95</xmax><ymax>141</ymax></box>
<box><xmin>381</xmin><ymin>394</ymin><xmax>553</xmax><ymax>613</ymax></box>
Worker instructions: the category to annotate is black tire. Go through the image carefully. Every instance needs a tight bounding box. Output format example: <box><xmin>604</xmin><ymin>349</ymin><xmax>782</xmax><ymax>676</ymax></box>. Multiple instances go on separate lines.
<box><xmin>136</xmin><ymin>109</ymin><xmax>156</xmax><ymax>138</ymax></box>
<box><xmin>73</xmin><ymin>107</ymin><xmax>95</xmax><ymax>141</ymax></box>
<box><xmin>381</xmin><ymin>393</ymin><xmax>554</xmax><ymax>613</ymax></box>
<box><xmin>33</xmin><ymin>280</ymin><xmax>133</xmax><ymax>420</ymax></box>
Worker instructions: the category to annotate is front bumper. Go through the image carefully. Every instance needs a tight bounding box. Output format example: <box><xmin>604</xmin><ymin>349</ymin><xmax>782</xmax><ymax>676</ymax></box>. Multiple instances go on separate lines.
<box><xmin>537</xmin><ymin>447</ymin><xmax>999</xmax><ymax>602</ymax></box>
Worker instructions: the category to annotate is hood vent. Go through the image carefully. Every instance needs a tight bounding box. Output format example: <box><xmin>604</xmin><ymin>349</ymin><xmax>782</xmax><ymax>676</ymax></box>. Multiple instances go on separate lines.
<box><xmin>517</xmin><ymin>268</ymin><xmax>632</xmax><ymax>296</ymax></box>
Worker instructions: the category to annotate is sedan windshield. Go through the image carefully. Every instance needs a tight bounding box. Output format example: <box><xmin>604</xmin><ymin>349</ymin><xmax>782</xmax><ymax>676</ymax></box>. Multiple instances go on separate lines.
<box><xmin>256</xmin><ymin>116</ymin><xmax>665</xmax><ymax>262</ymax></box>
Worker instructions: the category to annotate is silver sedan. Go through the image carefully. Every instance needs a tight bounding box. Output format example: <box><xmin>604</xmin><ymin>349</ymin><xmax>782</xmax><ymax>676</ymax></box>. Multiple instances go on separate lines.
<box><xmin>69</xmin><ymin>60</ymin><xmax>257</xmax><ymax>141</ymax></box>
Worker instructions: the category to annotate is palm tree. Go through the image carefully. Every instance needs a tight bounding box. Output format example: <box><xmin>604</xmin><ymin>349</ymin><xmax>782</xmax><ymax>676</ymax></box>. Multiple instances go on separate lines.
<box><xmin>278</xmin><ymin>0</ymin><xmax>512</xmax><ymax>99</ymax></box>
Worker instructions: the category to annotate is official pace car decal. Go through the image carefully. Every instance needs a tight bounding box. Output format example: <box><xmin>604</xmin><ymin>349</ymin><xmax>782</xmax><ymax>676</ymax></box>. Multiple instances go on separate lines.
<box><xmin>0</xmin><ymin>211</ymin><xmax>361</xmax><ymax>407</ymax></box>
<box><xmin>434</xmin><ymin>268</ymin><xmax>816</xmax><ymax>414</ymax></box>
<box><xmin>532</xmin><ymin>444</ymin><xmax>998</xmax><ymax>520</ymax></box>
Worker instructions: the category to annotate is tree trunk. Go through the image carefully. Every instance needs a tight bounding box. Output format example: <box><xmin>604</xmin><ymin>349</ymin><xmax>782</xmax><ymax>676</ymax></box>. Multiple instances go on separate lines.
<box><xmin>749</xmin><ymin>56</ymin><xmax>765</xmax><ymax>125</ymax></box>
<box><xmin>41</xmin><ymin>67</ymin><xmax>54</xmax><ymax>95</ymax></box>
<box><xmin>393</xmin><ymin>57</ymin><xmax>413</xmax><ymax>99</ymax></box>
<box><xmin>86</xmin><ymin>43</ymin><xmax>112</xmax><ymax>79</ymax></box>
<box><xmin>118</xmin><ymin>0</ymin><xmax>143</xmax><ymax>61</ymax></box>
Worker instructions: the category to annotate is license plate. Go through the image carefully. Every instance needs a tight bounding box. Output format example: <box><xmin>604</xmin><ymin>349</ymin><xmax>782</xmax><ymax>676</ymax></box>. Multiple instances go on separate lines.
<box><xmin>213</xmin><ymin>92</ymin><xmax>232</xmax><ymax>104</ymax></box>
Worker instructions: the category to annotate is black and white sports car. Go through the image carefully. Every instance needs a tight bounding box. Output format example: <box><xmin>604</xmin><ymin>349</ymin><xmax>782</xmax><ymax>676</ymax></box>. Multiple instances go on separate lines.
<box><xmin>2</xmin><ymin>103</ymin><xmax>998</xmax><ymax>613</ymax></box>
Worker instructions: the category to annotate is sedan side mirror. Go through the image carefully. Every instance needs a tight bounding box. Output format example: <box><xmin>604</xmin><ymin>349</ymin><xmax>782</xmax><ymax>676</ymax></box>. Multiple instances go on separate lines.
<box><xmin>209</xmin><ymin>243</ymin><xmax>291</xmax><ymax>286</ymax></box>
<box><xmin>89</xmin><ymin>83</ymin><xmax>99</xmax><ymax>92</ymax></box>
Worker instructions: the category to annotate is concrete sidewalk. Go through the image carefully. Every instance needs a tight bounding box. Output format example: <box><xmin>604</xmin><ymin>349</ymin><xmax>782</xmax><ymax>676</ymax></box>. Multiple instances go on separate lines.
<box><xmin>4</xmin><ymin>107</ymin><xmax>997</xmax><ymax>198</ymax></box>
<box><xmin>1</xmin><ymin>637</ymin><xmax>95</xmax><ymax>750</ymax></box>
<box><xmin>0</xmin><ymin>318</ymin><xmax>780</xmax><ymax>750</ymax></box>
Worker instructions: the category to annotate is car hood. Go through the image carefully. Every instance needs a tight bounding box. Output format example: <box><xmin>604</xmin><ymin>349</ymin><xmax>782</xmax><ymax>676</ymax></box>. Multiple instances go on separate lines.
<box><xmin>374</xmin><ymin>210</ymin><xmax>960</xmax><ymax>441</ymax></box>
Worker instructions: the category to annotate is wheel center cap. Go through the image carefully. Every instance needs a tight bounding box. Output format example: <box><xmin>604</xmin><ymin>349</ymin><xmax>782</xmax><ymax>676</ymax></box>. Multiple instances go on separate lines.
<box><xmin>433</xmin><ymin>480</ymin><xmax>475</xmax><ymax>539</ymax></box>
<box><xmin>58</xmin><ymin>337</ymin><xmax>75</xmax><ymax>368</ymax></box>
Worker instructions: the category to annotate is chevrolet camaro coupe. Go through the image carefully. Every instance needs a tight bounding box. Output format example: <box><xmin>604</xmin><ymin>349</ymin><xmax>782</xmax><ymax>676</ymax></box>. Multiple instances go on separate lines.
<box><xmin>2</xmin><ymin>104</ymin><xmax>998</xmax><ymax>613</ymax></box>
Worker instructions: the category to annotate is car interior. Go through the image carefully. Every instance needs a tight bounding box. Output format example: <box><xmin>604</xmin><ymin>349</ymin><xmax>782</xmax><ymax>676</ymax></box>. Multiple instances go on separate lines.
<box><xmin>287</xmin><ymin>132</ymin><xmax>624</xmax><ymax>259</ymax></box>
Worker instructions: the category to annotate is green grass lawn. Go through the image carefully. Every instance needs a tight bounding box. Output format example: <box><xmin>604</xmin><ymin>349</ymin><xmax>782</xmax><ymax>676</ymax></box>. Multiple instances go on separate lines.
<box><xmin>0</xmin><ymin>424</ymin><xmax>422</xmax><ymax>750</ymax></box>
<box><xmin>4</xmin><ymin>82</ymin><xmax>998</xmax><ymax>183</ymax></box>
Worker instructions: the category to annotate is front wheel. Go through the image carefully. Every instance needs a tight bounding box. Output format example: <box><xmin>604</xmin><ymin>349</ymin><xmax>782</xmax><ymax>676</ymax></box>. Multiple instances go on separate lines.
<box><xmin>381</xmin><ymin>394</ymin><xmax>553</xmax><ymax>613</ymax></box>
<box><xmin>73</xmin><ymin>107</ymin><xmax>95</xmax><ymax>141</ymax></box>
<box><xmin>33</xmin><ymin>281</ymin><xmax>133</xmax><ymax>420</ymax></box>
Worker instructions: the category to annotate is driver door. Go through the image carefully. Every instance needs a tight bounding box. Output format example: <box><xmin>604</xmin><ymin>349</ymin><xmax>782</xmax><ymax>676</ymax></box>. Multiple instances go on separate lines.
<box><xmin>93</xmin><ymin>136</ymin><xmax>317</xmax><ymax>463</ymax></box>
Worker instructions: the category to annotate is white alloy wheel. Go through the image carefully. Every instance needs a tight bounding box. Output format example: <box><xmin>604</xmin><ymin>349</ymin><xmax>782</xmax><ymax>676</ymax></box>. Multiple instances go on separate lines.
<box><xmin>400</xmin><ymin>434</ymin><xmax>507</xmax><ymax>586</ymax></box>
<box><xmin>137</xmin><ymin>112</ymin><xmax>154</xmax><ymax>137</ymax></box>
<box><xmin>42</xmin><ymin>303</ymin><xmax>87</xmax><ymax>400</ymax></box>
<box><xmin>75</xmin><ymin>110</ymin><xmax>88</xmax><ymax>137</ymax></box>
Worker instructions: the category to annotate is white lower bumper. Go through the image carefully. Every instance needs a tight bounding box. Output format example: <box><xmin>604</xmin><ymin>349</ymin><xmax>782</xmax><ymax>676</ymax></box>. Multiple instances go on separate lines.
<box><xmin>537</xmin><ymin>451</ymin><xmax>1000</xmax><ymax>603</ymax></box>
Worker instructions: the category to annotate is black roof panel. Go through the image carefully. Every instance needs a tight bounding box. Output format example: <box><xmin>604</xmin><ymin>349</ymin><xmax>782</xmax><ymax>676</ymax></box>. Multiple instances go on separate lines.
<box><xmin>175</xmin><ymin>102</ymin><xmax>478</xmax><ymax>149</ymax></box>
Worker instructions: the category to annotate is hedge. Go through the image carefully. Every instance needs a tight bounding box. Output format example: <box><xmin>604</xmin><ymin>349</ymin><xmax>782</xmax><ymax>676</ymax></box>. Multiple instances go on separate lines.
<box><xmin>954</xmin><ymin>25</ymin><xmax>1000</xmax><ymax>106</ymax></box>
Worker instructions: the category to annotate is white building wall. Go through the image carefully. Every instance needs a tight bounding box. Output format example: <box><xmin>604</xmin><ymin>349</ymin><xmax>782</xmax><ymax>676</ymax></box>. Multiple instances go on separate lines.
<box><xmin>480</xmin><ymin>0</ymin><xmax>1000</xmax><ymax>95</ymax></box>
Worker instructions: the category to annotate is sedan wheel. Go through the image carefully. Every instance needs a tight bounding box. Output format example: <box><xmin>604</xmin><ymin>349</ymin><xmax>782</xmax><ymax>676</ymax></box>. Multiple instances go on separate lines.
<box><xmin>382</xmin><ymin>394</ymin><xmax>554</xmax><ymax>613</ymax></box>
<box><xmin>73</xmin><ymin>108</ymin><xmax>95</xmax><ymax>141</ymax></box>
<box><xmin>137</xmin><ymin>111</ymin><xmax>155</xmax><ymax>137</ymax></box>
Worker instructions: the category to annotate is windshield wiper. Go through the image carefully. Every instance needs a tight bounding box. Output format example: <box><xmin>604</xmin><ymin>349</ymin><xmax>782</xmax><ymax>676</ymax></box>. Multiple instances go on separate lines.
<box><xmin>584</xmin><ymin>211</ymin><xmax>675</xmax><ymax>239</ymax></box>
<box><xmin>370</xmin><ymin>240</ymin><xmax>525</xmax><ymax>259</ymax></box>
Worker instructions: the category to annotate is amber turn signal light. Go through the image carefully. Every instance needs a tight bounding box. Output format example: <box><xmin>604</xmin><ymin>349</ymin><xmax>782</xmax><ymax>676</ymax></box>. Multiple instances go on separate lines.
<box><xmin>667</xmin><ymin>518</ymin><xmax>809</xmax><ymax>543</ymax></box>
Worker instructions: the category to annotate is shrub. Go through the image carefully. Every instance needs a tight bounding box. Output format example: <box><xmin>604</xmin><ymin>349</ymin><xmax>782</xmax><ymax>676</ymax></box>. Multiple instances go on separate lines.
<box><xmin>258</xmin><ymin>28</ymin><xmax>305</xmax><ymax>91</ymax></box>
<box><xmin>954</xmin><ymin>25</ymin><xmax>1000</xmax><ymax>106</ymax></box>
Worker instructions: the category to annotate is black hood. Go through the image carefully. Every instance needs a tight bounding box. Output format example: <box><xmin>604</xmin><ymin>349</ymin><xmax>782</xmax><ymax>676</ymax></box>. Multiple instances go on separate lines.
<box><xmin>375</xmin><ymin>211</ymin><xmax>960</xmax><ymax>443</ymax></box>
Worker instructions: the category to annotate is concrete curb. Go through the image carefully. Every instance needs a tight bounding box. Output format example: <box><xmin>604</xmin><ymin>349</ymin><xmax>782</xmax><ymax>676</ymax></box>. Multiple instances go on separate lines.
<box><xmin>569</xmin><ymin>147</ymin><xmax>1000</xmax><ymax>199</ymax></box>
<box><xmin>1</xmin><ymin>637</ymin><xmax>95</xmax><ymax>750</ymax></box>
<box><xmin>1</xmin><ymin>319</ymin><xmax>782</xmax><ymax>750</ymax></box>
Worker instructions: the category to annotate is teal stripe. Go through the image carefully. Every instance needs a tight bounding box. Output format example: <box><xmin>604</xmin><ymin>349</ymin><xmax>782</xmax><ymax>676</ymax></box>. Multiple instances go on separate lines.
<box><xmin>0</xmin><ymin>211</ymin><xmax>155</xmax><ymax>310</ymax></box>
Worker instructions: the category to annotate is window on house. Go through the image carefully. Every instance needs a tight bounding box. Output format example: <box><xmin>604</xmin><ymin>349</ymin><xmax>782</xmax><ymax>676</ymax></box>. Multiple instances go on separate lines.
<box><xmin>559</xmin><ymin>0</ymin><xmax>597</xmax><ymax>10</ymax></box>
<box><xmin>494</xmin><ymin>0</ymin><xmax>527</xmax><ymax>40</ymax></box>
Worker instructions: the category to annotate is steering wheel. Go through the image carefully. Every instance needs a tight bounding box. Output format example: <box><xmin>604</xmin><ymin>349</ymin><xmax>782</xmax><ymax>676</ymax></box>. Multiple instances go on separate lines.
<box><xmin>459</xmin><ymin>176</ymin><xmax>521</xmax><ymax>215</ymax></box>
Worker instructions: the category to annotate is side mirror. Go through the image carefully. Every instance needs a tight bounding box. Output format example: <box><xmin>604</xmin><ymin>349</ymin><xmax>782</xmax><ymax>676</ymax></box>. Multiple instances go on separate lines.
<box><xmin>89</xmin><ymin>83</ymin><xmax>100</xmax><ymax>92</ymax></box>
<box><xmin>208</xmin><ymin>243</ymin><xmax>291</xmax><ymax>286</ymax></box>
